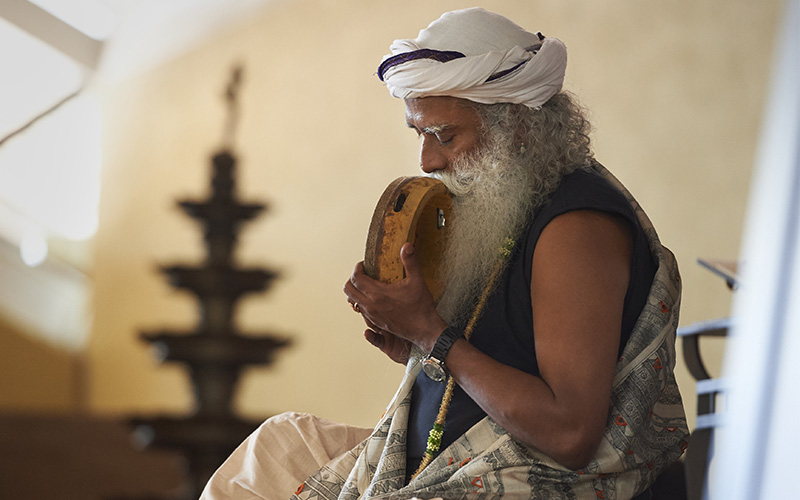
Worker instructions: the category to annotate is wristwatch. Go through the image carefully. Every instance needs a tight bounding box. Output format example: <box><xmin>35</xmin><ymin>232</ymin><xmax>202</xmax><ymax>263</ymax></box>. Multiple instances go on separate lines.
<box><xmin>422</xmin><ymin>326</ymin><xmax>464</xmax><ymax>382</ymax></box>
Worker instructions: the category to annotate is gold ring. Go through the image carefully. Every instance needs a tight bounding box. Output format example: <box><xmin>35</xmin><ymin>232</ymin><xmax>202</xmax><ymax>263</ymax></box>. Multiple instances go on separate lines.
<box><xmin>351</xmin><ymin>302</ymin><xmax>361</xmax><ymax>313</ymax></box>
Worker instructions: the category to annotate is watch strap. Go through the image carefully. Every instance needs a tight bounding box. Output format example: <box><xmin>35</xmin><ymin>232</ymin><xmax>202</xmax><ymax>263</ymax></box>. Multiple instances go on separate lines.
<box><xmin>429</xmin><ymin>326</ymin><xmax>464</xmax><ymax>363</ymax></box>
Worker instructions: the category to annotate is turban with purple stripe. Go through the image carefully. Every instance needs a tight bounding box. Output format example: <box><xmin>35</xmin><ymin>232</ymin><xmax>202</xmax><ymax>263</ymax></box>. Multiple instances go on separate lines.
<box><xmin>377</xmin><ymin>8</ymin><xmax>567</xmax><ymax>109</ymax></box>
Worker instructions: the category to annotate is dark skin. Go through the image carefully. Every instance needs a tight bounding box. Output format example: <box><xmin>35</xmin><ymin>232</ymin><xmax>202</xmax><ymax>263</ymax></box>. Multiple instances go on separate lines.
<box><xmin>343</xmin><ymin>96</ymin><xmax>632</xmax><ymax>470</ymax></box>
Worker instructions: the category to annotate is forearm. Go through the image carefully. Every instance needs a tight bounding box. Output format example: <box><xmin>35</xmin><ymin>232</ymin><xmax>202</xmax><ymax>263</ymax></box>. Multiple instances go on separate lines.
<box><xmin>444</xmin><ymin>338</ymin><xmax>610</xmax><ymax>470</ymax></box>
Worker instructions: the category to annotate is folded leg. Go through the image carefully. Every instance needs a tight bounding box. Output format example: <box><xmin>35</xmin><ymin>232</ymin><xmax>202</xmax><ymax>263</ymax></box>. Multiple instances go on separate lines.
<box><xmin>201</xmin><ymin>412</ymin><xmax>372</xmax><ymax>500</ymax></box>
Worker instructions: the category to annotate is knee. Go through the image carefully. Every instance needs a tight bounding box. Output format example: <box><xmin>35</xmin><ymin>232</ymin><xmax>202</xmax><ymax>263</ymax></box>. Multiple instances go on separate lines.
<box><xmin>265</xmin><ymin>411</ymin><xmax>313</xmax><ymax>423</ymax></box>
<box><xmin>255</xmin><ymin>411</ymin><xmax>319</xmax><ymax>438</ymax></box>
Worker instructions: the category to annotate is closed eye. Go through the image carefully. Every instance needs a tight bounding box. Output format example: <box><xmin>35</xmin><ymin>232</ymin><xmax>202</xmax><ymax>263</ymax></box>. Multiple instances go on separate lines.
<box><xmin>435</xmin><ymin>133</ymin><xmax>453</xmax><ymax>145</ymax></box>
<box><xmin>406</xmin><ymin>122</ymin><xmax>453</xmax><ymax>145</ymax></box>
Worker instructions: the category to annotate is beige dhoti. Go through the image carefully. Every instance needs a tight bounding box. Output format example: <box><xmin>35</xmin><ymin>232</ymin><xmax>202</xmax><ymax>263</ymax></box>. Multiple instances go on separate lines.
<box><xmin>200</xmin><ymin>412</ymin><xmax>372</xmax><ymax>500</ymax></box>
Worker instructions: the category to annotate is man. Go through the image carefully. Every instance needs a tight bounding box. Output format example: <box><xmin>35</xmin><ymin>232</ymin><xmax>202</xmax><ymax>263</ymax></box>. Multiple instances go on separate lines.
<box><xmin>202</xmin><ymin>8</ymin><xmax>688</xmax><ymax>500</ymax></box>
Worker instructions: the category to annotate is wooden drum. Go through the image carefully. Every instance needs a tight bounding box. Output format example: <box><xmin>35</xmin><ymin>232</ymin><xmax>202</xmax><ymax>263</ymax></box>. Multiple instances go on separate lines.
<box><xmin>364</xmin><ymin>176</ymin><xmax>453</xmax><ymax>301</ymax></box>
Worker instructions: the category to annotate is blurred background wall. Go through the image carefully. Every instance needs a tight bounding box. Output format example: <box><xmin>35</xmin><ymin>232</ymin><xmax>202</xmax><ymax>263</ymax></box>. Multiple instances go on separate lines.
<box><xmin>0</xmin><ymin>0</ymin><xmax>783</xmax><ymax>486</ymax></box>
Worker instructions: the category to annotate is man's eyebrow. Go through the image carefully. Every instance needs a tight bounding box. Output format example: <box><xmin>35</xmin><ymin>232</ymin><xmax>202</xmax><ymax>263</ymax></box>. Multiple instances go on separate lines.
<box><xmin>406</xmin><ymin>122</ymin><xmax>449</xmax><ymax>134</ymax></box>
<box><xmin>422</xmin><ymin>124</ymin><xmax>448</xmax><ymax>134</ymax></box>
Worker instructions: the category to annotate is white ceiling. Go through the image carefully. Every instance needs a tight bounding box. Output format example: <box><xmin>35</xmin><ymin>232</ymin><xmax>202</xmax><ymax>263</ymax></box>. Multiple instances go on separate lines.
<box><xmin>0</xmin><ymin>0</ymin><xmax>274</xmax><ymax>140</ymax></box>
<box><xmin>96</xmin><ymin>0</ymin><xmax>274</xmax><ymax>83</ymax></box>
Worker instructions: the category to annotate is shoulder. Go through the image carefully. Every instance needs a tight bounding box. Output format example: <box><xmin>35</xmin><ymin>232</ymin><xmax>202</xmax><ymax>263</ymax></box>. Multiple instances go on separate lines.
<box><xmin>519</xmin><ymin>168</ymin><xmax>636</xmax><ymax>274</ymax></box>
<box><xmin>535</xmin><ymin>210</ymin><xmax>633</xmax><ymax>270</ymax></box>
<box><xmin>543</xmin><ymin>168</ymin><xmax>633</xmax><ymax>221</ymax></box>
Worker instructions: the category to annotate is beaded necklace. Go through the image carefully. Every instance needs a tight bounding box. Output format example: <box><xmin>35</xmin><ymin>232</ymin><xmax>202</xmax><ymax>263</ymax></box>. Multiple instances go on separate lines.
<box><xmin>411</xmin><ymin>236</ymin><xmax>516</xmax><ymax>480</ymax></box>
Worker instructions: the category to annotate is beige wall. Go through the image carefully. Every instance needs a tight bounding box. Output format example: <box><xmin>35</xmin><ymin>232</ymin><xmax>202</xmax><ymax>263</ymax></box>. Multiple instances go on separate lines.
<box><xmin>90</xmin><ymin>0</ymin><xmax>782</xmax><ymax>429</ymax></box>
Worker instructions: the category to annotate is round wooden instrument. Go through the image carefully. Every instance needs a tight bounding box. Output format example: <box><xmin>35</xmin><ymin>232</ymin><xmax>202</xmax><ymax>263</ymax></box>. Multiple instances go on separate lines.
<box><xmin>364</xmin><ymin>176</ymin><xmax>453</xmax><ymax>301</ymax></box>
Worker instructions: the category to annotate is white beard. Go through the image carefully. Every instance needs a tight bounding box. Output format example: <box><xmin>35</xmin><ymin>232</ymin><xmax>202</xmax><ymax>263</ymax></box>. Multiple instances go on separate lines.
<box><xmin>428</xmin><ymin>141</ymin><xmax>538</xmax><ymax>327</ymax></box>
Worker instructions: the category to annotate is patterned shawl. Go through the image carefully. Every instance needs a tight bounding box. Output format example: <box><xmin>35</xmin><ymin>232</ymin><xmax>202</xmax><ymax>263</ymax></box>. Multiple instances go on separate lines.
<box><xmin>293</xmin><ymin>163</ymin><xmax>688</xmax><ymax>500</ymax></box>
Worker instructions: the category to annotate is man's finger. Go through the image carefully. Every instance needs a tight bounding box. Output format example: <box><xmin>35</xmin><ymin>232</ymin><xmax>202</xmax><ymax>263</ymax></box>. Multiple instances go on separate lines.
<box><xmin>400</xmin><ymin>242</ymin><xmax>421</xmax><ymax>279</ymax></box>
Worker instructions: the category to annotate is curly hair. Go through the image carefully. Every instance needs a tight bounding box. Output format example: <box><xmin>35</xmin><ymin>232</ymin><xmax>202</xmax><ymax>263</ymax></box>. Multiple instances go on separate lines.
<box><xmin>470</xmin><ymin>92</ymin><xmax>594</xmax><ymax>208</ymax></box>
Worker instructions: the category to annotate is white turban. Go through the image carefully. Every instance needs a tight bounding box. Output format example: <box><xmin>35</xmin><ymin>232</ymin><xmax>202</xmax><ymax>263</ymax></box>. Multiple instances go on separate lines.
<box><xmin>378</xmin><ymin>8</ymin><xmax>567</xmax><ymax>109</ymax></box>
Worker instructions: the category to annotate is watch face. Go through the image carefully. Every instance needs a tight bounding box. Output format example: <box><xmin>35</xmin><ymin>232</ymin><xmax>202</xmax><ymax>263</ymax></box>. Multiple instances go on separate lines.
<box><xmin>422</xmin><ymin>358</ymin><xmax>446</xmax><ymax>382</ymax></box>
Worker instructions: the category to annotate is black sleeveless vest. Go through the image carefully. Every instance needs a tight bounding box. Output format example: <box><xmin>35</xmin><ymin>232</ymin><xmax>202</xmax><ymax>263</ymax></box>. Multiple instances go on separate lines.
<box><xmin>406</xmin><ymin>168</ymin><xmax>657</xmax><ymax>475</ymax></box>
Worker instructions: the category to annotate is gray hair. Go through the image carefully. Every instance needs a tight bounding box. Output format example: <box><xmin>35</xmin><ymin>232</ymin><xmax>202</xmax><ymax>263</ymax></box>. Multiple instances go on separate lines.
<box><xmin>470</xmin><ymin>92</ymin><xmax>594</xmax><ymax>209</ymax></box>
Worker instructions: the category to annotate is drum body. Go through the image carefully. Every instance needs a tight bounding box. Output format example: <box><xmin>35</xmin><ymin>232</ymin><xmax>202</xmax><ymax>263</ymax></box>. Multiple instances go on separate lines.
<box><xmin>364</xmin><ymin>176</ymin><xmax>452</xmax><ymax>301</ymax></box>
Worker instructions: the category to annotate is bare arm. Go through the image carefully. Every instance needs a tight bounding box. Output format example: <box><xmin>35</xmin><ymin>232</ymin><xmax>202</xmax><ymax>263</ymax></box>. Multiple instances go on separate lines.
<box><xmin>344</xmin><ymin>209</ymin><xmax>632</xmax><ymax>469</ymax></box>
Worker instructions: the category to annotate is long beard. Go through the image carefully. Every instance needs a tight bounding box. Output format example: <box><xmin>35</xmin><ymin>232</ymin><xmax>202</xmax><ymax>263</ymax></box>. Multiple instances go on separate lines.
<box><xmin>428</xmin><ymin>142</ymin><xmax>537</xmax><ymax>326</ymax></box>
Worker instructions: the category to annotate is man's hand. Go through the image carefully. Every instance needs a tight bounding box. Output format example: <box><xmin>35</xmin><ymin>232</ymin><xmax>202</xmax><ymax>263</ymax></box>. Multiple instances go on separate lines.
<box><xmin>362</xmin><ymin>319</ymin><xmax>411</xmax><ymax>365</ymax></box>
<box><xmin>344</xmin><ymin>243</ymin><xmax>448</xmax><ymax>359</ymax></box>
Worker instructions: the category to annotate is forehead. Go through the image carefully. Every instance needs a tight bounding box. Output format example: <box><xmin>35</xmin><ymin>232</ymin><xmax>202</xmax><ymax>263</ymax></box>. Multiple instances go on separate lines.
<box><xmin>404</xmin><ymin>96</ymin><xmax>482</xmax><ymax>130</ymax></box>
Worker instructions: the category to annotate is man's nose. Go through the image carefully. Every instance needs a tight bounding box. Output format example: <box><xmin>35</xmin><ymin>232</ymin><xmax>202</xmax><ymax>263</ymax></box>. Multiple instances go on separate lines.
<box><xmin>419</xmin><ymin>137</ymin><xmax>448</xmax><ymax>173</ymax></box>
